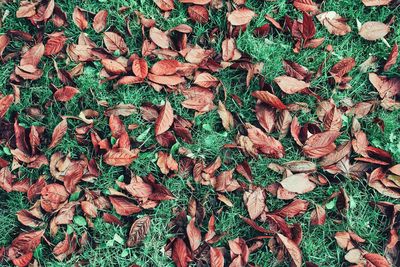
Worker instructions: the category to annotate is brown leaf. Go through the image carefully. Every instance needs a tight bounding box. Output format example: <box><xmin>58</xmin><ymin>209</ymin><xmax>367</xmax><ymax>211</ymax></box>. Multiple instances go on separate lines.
<box><xmin>283</xmin><ymin>160</ymin><xmax>316</xmax><ymax>173</ymax></box>
<box><xmin>209</xmin><ymin>247</ymin><xmax>224</xmax><ymax>267</ymax></box>
<box><xmin>252</xmin><ymin>91</ymin><xmax>286</xmax><ymax>110</ymax></box>
<box><xmin>194</xmin><ymin>72</ymin><xmax>219</xmax><ymax>88</ymax></box>
<box><xmin>16</xmin><ymin>2</ymin><xmax>37</xmax><ymax>18</ymax></box>
<box><xmin>280</xmin><ymin>173</ymin><xmax>316</xmax><ymax>194</ymax></box>
<box><xmin>148</xmin><ymin>73</ymin><xmax>185</xmax><ymax>85</ymax></box>
<box><xmin>329</xmin><ymin>58</ymin><xmax>355</xmax><ymax>80</ymax></box>
<box><xmin>362</xmin><ymin>0</ymin><xmax>391</xmax><ymax>6</ymax></box>
<box><xmin>54</xmin><ymin>86</ymin><xmax>79</xmax><ymax>102</ymax></box>
<box><xmin>180</xmin><ymin>0</ymin><xmax>211</xmax><ymax>3</ymax></box>
<box><xmin>155</xmin><ymin>100</ymin><xmax>174</xmax><ymax>136</ymax></box>
<box><xmin>303</xmin><ymin>131</ymin><xmax>340</xmax><ymax>159</ymax></box>
<box><xmin>217</xmin><ymin>101</ymin><xmax>234</xmax><ymax>131</ymax></box>
<box><xmin>132</xmin><ymin>58</ymin><xmax>148</xmax><ymax>79</ymax></box>
<box><xmin>255</xmin><ymin>104</ymin><xmax>275</xmax><ymax>133</ymax></box>
<box><xmin>149</xmin><ymin>27</ymin><xmax>170</xmax><ymax>49</ymax></box>
<box><xmin>20</xmin><ymin>43</ymin><xmax>44</xmax><ymax>67</ymax></box>
<box><xmin>383</xmin><ymin>43</ymin><xmax>398</xmax><ymax>71</ymax></box>
<box><xmin>103</xmin><ymin>148</ymin><xmax>139</xmax><ymax>166</ymax></box>
<box><xmin>11</xmin><ymin>230</ymin><xmax>44</xmax><ymax>254</ymax></box>
<box><xmin>293</xmin><ymin>0</ymin><xmax>319</xmax><ymax>14</ymax></box>
<box><xmin>310</xmin><ymin>205</ymin><xmax>326</xmax><ymax>225</ymax></box>
<box><xmin>188</xmin><ymin>5</ymin><xmax>209</xmax><ymax>24</ymax></box>
<box><xmin>127</xmin><ymin>216</ymin><xmax>151</xmax><ymax>247</ymax></box>
<box><xmin>0</xmin><ymin>167</ymin><xmax>15</xmax><ymax>192</ymax></box>
<box><xmin>72</xmin><ymin>7</ymin><xmax>88</xmax><ymax>31</ymax></box>
<box><xmin>227</xmin><ymin>8</ymin><xmax>255</xmax><ymax>26</ymax></box>
<box><xmin>244</xmin><ymin>187</ymin><xmax>266</xmax><ymax>220</ymax></box>
<box><xmin>0</xmin><ymin>34</ymin><xmax>10</xmax><ymax>58</ymax></box>
<box><xmin>150</xmin><ymin>60</ymin><xmax>181</xmax><ymax>75</ymax></box>
<box><xmin>81</xmin><ymin>201</ymin><xmax>98</xmax><ymax>218</ymax></box>
<box><xmin>364</xmin><ymin>253</ymin><xmax>390</xmax><ymax>267</ymax></box>
<box><xmin>274</xmin><ymin>76</ymin><xmax>310</xmax><ymax>94</ymax></box>
<box><xmin>93</xmin><ymin>10</ymin><xmax>108</xmax><ymax>33</ymax></box>
<box><xmin>246</xmin><ymin>124</ymin><xmax>285</xmax><ymax>158</ymax></box>
<box><xmin>157</xmin><ymin>151</ymin><xmax>178</xmax><ymax>174</ymax></box>
<box><xmin>172</xmin><ymin>238</ymin><xmax>191</xmax><ymax>267</ymax></box>
<box><xmin>282</xmin><ymin>60</ymin><xmax>310</xmax><ymax>80</ymax></box>
<box><xmin>101</xmin><ymin>59</ymin><xmax>127</xmax><ymax>75</ymax></box>
<box><xmin>277</xmin><ymin>233</ymin><xmax>302</xmax><ymax>267</ymax></box>
<box><xmin>44</xmin><ymin>33</ymin><xmax>67</xmax><ymax>56</ymax></box>
<box><xmin>368</xmin><ymin>73</ymin><xmax>400</xmax><ymax>98</ymax></box>
<box><xmin>109</xmin><ymin>196</ymin><xmax>142</xmax><ymax>216</ymax></box>
<box><xmin>274</xmin><ymin>199</ymin><xmax>309</xmax><ymax>218</ymax></box>
<box><xmin>41</xmin><ymin>184</ymin><xmax>69</xmax><ymax>212</ymax></box>
<box><xmin>316</xmin><ymin>11</ymin><xmax>351</xmax><ymax>36</ymax></box>
<box><xmin>154</xmin><ymin>0</ymin><xmax>175</xmax><ymax>11</ymax></box>
<box><xmin>104</xmin><ymin>32</ymin><xmax>128</xmax><ymax>54</ymax></box>
<box><xmin>359</xmin><ymin>21</ymin><xmax>390</xmax><ymax>41</ymax></box>
<box><xmin>0</xmin><ymin>94</ymin><xmax>14</xmax><ymax>118</ymax></box>
<box><xmin>48</xmin><ymin>119</ymin><xmax>68</xmax><ymax>149</ymax></box>
<box><xmin>187</xmin><ymin>218</ymin><xmax>202</xmax><ymax>251</ymax></box>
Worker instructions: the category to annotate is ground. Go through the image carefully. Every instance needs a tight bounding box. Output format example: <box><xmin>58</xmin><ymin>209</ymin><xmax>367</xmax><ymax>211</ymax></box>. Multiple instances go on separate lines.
<box><xmin>0</xmin><ymin>0</ymin><xmax>399</xmax><ymax>266</ymax></box>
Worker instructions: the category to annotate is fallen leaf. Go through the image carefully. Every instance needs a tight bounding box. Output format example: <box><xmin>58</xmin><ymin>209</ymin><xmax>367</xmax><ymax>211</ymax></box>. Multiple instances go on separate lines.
<box><xmin>187</xmin><ymin>218</ymin><xmax>201</xmax><ymax>251</ymax></box>
<box><xmin>149</xmin><ymin>27</ymin><xmax>170</xmax><ymax>49</ymax></box>
<box><xmin>277</xmin><ymin>233</ymin><xmax>302</xmax><ymax>267</ymax></box>
<box><xmin>48</xmin><ymin>119</ymin><xmax>68</xmax><ymax>149</ymax></box>
<box><xmin>72</xmin><ymin>7</ymin><xmax>88</xmax><ymax>31</ymax></box>
<box><xmin>155</xmin><ymin>100</ymin><xmax>174</xmax><ymax>136</ymax></box>
<box><xmin>280</xmin><ymin>173</ymin><xmax>316</xmax><ymax>194</ymax></box>
<box><xmin>127</xmin><ymin>216</ymin><xmax>151</xmax><ymax>247</ymax></box>
<box><xmin>359</xmin><ymin>21</ymin><xmax>390</xmax><ymax>41</ymax></box>
<box><xmin>93</xmin><ymin>10</ymin><xmax>108</xmax><ymax>33</ymax></box>
<box><xmin>227</xmin><ymin>8</ymin><xmax>255</xmax><ymax>26</ymax></box>
<box><xmin>274</xmin><ymin>75</ymin><xmax>310</xmax><ymax>94</ymax></box>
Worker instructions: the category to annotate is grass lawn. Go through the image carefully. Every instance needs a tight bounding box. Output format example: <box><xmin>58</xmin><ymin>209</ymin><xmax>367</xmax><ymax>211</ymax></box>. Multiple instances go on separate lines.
<box><xmin>0</xmin><ymin>0</ymin><xmax>399</xmax><ymax>266</ymax></box>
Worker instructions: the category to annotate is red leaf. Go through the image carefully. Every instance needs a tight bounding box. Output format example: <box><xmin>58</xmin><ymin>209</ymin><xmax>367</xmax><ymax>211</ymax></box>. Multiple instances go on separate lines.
<box><xmin>103</xmin><ymin>148</ymin><xmax>139</xmax><ymax>166</ymax></box>
<box><xmin>301</xmin><ymin>12</ymin><xmax>316</xmax><ymax>40</ymax></box>
<box><xmin>44</xmin><ymin>32</ymin><xmax>67</xmax><ymax>56</ymax></box>
<box><xmin>0</xmin><ymin>94</ymin><xmax>14</xmax><ymax>118</ymax></box>
<box><xmin>251</xmin><ymin>91</ymin><xmax>286</xmax><ymax>110</ymax></box>
<box><xmin>11</xmin><ymin>252</ymin><xmax>33</xmax><ymax>267</ymax></box>
<box><xmin>362</xmin><ymin>0</ymin><xmax>391</xmax><ymax>6</ymax></box>
<box><xmin>210</xmin><ymin>247</ymin><xmax>224</xmax><ymax>267</ymax></box>
<box><xmin>280</xmin><ymin>173</ymin><xmax>316</xmax><ymax>194</ymax></box>
<box><xmin>359</xmin><ymin>21</ymin><xmax>390</xmax><ymax>41</ymax></box>
<box><xmin>154</xmin><ymin>0</ymin><xmax>175</xmax><ymax>11</ymax></box>
<box><xmin>53</xmin><ymin>86</ymin><xmax>79</xmax><ymax>102</ymax></box>
<box><xmin>193</xmin><ymin>72</ymin><xmax>219</xmax><ymax>88</ymax></box>
<box><xmin>148</xmin><ymin>73</ymin><xmax>185</xmax><ymax>85</ymax></box>
<box><xmin>227</xmin><ymin>8</ymin><xmax>255</xmax><ymax>26</ymax></box>
<box><xmin>103</xmin><ymin>32</ymin><xmax>128</xmax><ymax>54</ymax></box>
<box><xmin>81</xmin><ymin>201</ymin><xmax>98</xmax><ymax>218</ymax></box>
<box><xmin>364</xmin><ymin>253</ymin><xmax>390</xmax><ymax>267</ymax></box>
<box><xmin>244</xmin><ymin>187</ymin><xmax>266</xmax><ymax>220</ymax></box>
<box><xmin>48</xmin><ymin>119</ymin><xmax>68</xmax><ymax>149</ymax></box>
<box><xmin>109</xmin><ymin>196</ymin><xmax>142</xmax><ymax>216</ymax></box>
<box><xmin>101</xmin><ymin>59</ymin><xmax>127</xmax><ymax>75</ymax></box>
<box><xmin>277</xmin><ymin>233</ymin><xmax>302</xmax><ymax>267</ymax></box>
<box><xmin>149</xmin><ymin>27</ymin><xmax>170</xmax><ymax>49</ymax></box>
<box><xmin>0</xmin><ymin>167</ymin><xmax>15</xmax><ymax>192</ymax></box>
<box><xmin>16</xmin><ymin>2</ymin><xmax>37</xmax><ymax>18</ymax></box>
<box><xmin>172</xmin><ymin>238</ymin><xmax>192</xmax><ymax>267</ymax></box>
<box><xmin>383</xmin><ymin>43</ymin><xmax>398</xmax><ymax>71</ymax></box>
<box><xmin>303</xmin><ymin>131</ymin><xmax>340</xmax><ymax>159</ymax></box>
<box><xmin>274</xmin><ymin>75</ymin><xmax>310</xmax><ymax>94</ymax></box>
<box><xmin>150</xmin><ymin>60</ymin><xmax>181</xmax><ymax>75</ymax></box>
<box><xmin>40</xmin><ymin>184</ymin><xmax>69</xmax><ymax>212</ymax></box>
<box><xmin>20</xmin><ymin>43</ymin><xmax>44</xmax><ymax>67</ymax></box>
<box><xmin>187</xmin><ymin>218</ymin><xmax>202</xmax><ymax>251</ymax></box>
<box><xmin>274</xmin><ymin>199</ymin><xmax>309</xmax><ymax>218</ymax></box>
<box><xmin>72</xmin><ymin>7</ymin><xmax>88</xmax><ymax>31</ymax></box>
<box><xmin>310</xmin><ymin>205</ymin><xmax>326</xmax><ymax>225</ymax></box>
<box><xmin>0</xmin><ymin>34</ymin><xmax>10</xmax><ymax>58</ymax></box>
<box><xmin>132</xmin><ymin>58</ymin><xmax>148</xmax><ymax>78</ymax></box>
<box><xmin>103</xmin><ymin>213</ymin><xmax>124</xmax><ymax>225</ymax></box>
<box><xmin>93</xmin><ymin>10</ymin><xmax>108</xmax><ymax>33</ymax></box>
<box><xmin>293</xmin><ymin>0</ymin><xmax>319</xmax><ymax>14</ymax></box>
<box><xmin>155</xmin><ymin>100</ymin><xmax>174</xmax><ymax>136</ymax></box>
<box><xmin>188</xmin><ymin>5</ymin><xmax>209</xmax><ymax>24</ymax></box>
<box><xmin>127</xmin><ymin>216</ymin><xmax>151</xmax><ymax>247</ymax></box>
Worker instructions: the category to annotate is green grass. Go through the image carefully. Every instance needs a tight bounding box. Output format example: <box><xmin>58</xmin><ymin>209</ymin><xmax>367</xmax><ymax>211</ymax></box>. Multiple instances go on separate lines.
<box><xmin>0</xmin><ymin>0</ymin><xmax>399</xmax><ymax>266</ymax></box>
